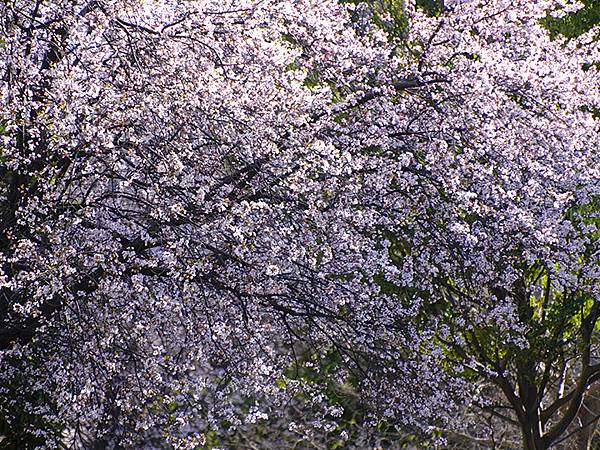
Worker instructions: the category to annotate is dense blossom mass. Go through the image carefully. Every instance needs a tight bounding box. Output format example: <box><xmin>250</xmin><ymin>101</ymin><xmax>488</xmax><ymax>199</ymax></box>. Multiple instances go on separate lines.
<box><xmin>1</xmin><ymin>0</ymin><xmax>599</xmax><ymax>448</ymax></box>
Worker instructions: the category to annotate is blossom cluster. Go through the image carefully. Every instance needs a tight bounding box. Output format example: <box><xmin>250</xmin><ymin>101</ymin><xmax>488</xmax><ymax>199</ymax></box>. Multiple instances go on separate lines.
<box><xmin>0</xmin><ymin>0</ymin><xmax>598</xmax><ymax>447</ymax></box>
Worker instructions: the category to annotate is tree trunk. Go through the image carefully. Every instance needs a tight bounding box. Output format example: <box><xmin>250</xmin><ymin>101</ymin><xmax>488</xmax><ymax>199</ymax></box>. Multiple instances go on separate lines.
<box><xmin>521</xmin><ymin>415</ymin><xmax>548</xmax><ymax>450</ymax></box>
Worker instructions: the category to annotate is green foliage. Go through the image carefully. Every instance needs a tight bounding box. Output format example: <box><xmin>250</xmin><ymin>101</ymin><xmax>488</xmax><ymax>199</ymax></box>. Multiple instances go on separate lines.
<box><xmin>284</xmin><ymin>348</ymin><xmax>427</xmax><ymax>449</ymax></box>
<box><xmin>341</xmin><ymin>0</ymin><xmax>409</xmax><ymax>40</ymax></box>
<box><xmin>195</xmin><ymin>347</ymin><xmax>430</xmax><ymax>449</ymax></box>
<box><xmin>541</xmin><ymin>1</ymin><xmax>600</xmax><ymax>40</ymax></box>
<box><xmin>0</xmin><ymin>355</ymin><xmax>65</xmax><ymax>450</ymax></box>
<box><xmin>344</xmin><ymin>0</ymin><xmax>442</xmax><ymax>41</ymax></box>
<box><xmin>415</xmin><ymin>0</ymin><xmax>444</xmax><ymax>17</ymax></box>
<box><xmin>579</xmin><ymin>103</ymin><xmax>600</xmax><ymax>119</ymax></box>
<box><xmin>372</xmin><ymin>0</ymin><xmax>409</xmax><ymax>41</ymax></box>
<box><xmin>378</xmin><ymin>192</ymin><xmax>600</xmax><ymax>396</ymax></box>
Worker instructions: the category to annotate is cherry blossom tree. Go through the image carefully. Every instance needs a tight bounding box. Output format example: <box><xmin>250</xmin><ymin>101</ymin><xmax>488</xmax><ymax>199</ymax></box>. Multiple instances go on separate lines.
<box><xmin>0</xmin><ymin>0</ymin><xmax>598</xmax><ymax>448</ymax></box>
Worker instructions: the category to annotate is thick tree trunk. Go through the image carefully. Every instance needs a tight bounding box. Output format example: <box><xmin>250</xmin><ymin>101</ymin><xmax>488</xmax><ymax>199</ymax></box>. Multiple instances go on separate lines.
<box><xmin>557</xmin><ymin>383</ymin><xmax>600</xmax><ymax>450</ymax></box>
<box><xmin>521</xmin><ymin>419</ymin><xmax>548</xmax><ymax>450</ymax></box>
